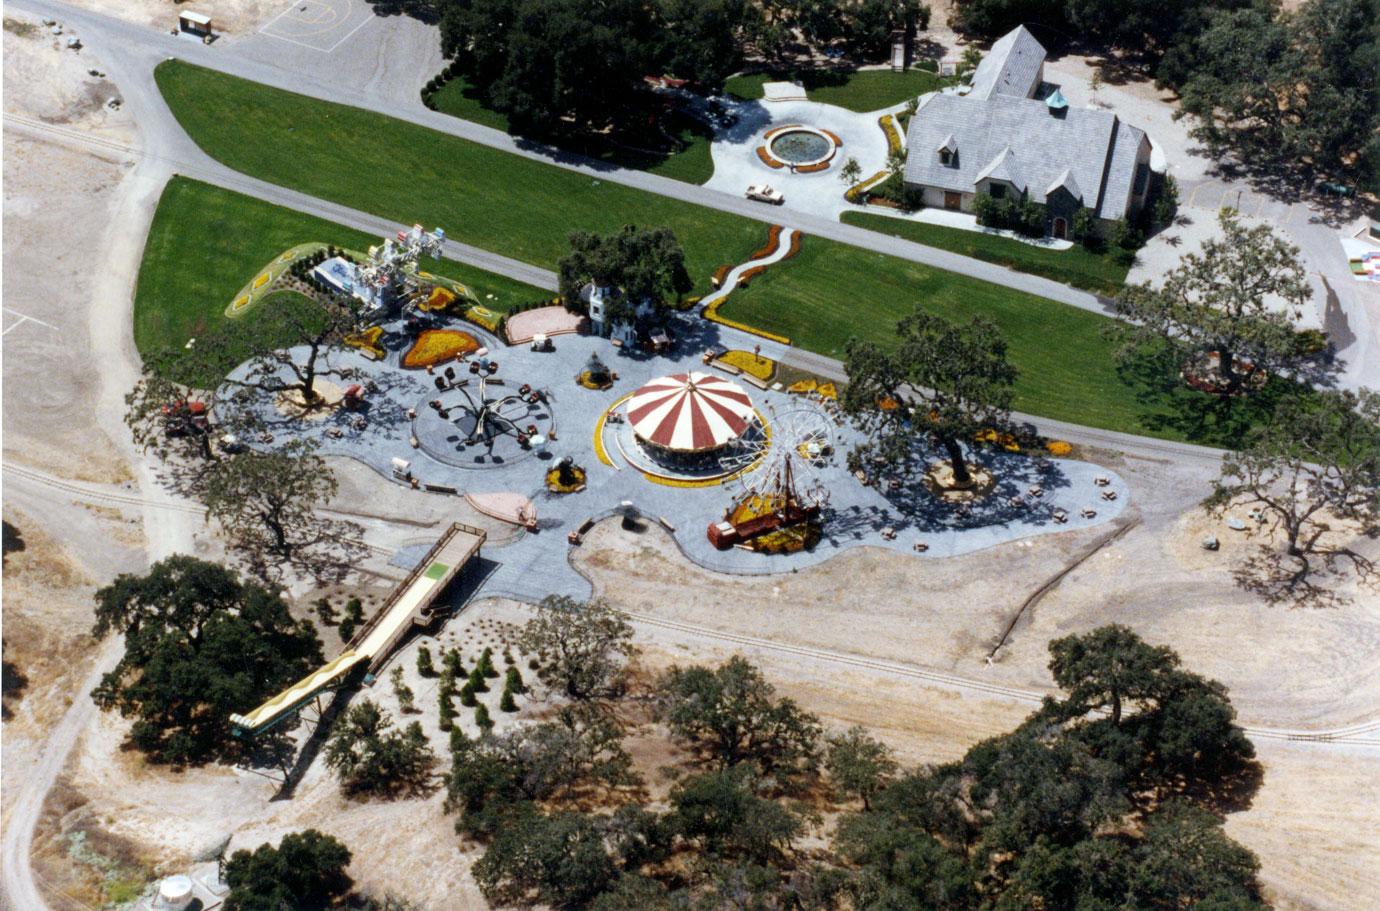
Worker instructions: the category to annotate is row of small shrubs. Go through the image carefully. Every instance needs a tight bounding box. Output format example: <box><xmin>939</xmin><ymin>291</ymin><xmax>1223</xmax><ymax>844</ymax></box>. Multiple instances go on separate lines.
<box><xmin>844</xmin><ymin>169</ymin><xmax>889</xmax><ymax>204</ymax></box>
<box><xmin>878</xmin><ymin>113</ymin><xmax>902</xmax><ymax>155</ymax></box>
<box><xmin>420</xmin><ymin>61</ymin><xmax>464</xmax><ymax>110</ymax></box>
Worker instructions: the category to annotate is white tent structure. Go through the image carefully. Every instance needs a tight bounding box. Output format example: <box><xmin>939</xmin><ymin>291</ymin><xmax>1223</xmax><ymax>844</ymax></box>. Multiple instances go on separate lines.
<box><xmin>625</xmin><ymin>372</ymin><xmax>755</xmax><ymax>454</ymax></box>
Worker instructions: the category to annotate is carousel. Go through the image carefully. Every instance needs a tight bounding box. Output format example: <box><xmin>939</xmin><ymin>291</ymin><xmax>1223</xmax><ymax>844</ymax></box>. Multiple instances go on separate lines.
<box><xmin>624</xmin><ymin>371</ymin><xmax>757</xmax><ymax>467</ymax></box>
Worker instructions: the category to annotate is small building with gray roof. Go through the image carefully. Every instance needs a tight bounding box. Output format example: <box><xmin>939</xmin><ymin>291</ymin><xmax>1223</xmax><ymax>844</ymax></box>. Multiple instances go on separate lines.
<box><xmin>903</xmin><ymin>26</ymin><xmax>1154</xmax><ymax>239</ymax></box>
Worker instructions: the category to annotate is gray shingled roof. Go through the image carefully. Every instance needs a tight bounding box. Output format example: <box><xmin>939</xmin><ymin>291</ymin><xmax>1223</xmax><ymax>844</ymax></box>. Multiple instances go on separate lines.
<box><xmin>969</xmin><ymin>26</ymin><xmax>1046</xmax><ymax>100</ymax></box>
<box><xmin>904</xmin><ymin>91</ymin><xmax>1143</xmax><ymax>221</ymax></box>
<box><xmin>1101</xmin><ymin>121</ymin><xmax>1149</xmax><ymax>223</ymax></box>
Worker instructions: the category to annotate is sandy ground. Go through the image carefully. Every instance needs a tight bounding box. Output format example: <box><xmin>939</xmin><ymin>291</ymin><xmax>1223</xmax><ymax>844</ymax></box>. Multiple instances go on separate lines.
<box><xmin>570</xmin><ymin>482</ymin><xmax>1380</xmax><ymax>728</ymax></box>
<box><xmin>39</xmin><ymin>0</ymin><xmax>283</xmax><ymax>37</ymax></box>
<box><xmin>3</xmin><ymin>18</ymin><xmax>137</xmax><ymax>483</ymax></box>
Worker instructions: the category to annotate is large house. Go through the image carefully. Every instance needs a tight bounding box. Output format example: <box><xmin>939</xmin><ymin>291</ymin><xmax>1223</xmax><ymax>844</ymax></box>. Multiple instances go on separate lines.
<box><xmin>903</xmin><ymin>26</ymin><xmax>1154</xmax><ymax>239</ymax></box>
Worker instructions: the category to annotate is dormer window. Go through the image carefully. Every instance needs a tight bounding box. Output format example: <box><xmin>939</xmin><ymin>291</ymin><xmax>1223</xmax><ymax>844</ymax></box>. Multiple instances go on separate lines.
<box><xmin>936</xmin><ymin>134</ymin><xmax>959</xmax><ymax>166</ymax></box>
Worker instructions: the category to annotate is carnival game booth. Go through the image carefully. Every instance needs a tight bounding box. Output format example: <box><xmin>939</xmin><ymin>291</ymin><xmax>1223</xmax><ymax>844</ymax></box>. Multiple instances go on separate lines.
<box><xmin>625</xmin><ymin>371</ymin><xmax>756</xmax><ymax>468</ymax></box>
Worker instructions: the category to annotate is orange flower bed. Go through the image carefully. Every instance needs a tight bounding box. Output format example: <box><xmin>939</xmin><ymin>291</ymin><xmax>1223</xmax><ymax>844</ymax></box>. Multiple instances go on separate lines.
<box><xmin>821</xmin><ymin>129</ymin><xmax>843</xmax><ymax>146</ymax></box>
<box><xmin>795</xmin><ymin>161</ymin><xmax>830</xmax><ymax>173</ymax></box>
<box><xmin>755</xmin><ymin>146</ymin><xmax>784</xmax><ymax>168</ymax></box>
<box><xmin>737</xmin><ymin>265</ymin><xmax>767</xmax><ymax>287</ymax></box>
<box><xmin>763</xmin><ymin>124</ymin><xmax>800</xmax><ymax>141</ymax></box>
<box><xmin>402</xmin><ymin>329</ymin><xmax>480</xmax><ymax>369</ymax></box>
<box><xmin>783</xmin><ymin>231</ymin><xmax>803</xmax><ymax>260</ymax></box>
<box><xmin>713</xmin><ymin>264</ymin><xmax>734</xmax><ymax>287</ymax></box>
<box><xmin>749</xmin><ymin>224</ymin><xmax>784</xmax><ymax>261</ymax></box>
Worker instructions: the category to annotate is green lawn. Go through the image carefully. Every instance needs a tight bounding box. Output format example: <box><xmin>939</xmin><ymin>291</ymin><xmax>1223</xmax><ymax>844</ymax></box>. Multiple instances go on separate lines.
<box><xmin>429</xmin><ymin>75</ymin><xmax>715</xmax><ymax>184</ymax></box>
<box><xmin>725</xmin><ymin>66</ymin><xmax>953</xmax><ymax>112</ymax></box>
<box><xmin>133</xmin><ymin>177</ymin><xmax>550</xmax><ymax>372</ymax></box>
<box><xmin>153</xmin><ymin>63</ymin><xmax>1275</xmax><ymax>445</ymax></box>
<box><xmin>719</xmin><ymin>236</ymin><xmax>1279</xmax><ymax>443</ymax></box>
<box><xmin>842</xmin><ymin>212</ymin><xmax>1132</xmax><ymax>296</ymax></box>
<box><xmin>156</xmin><ymin>62</ymin><xmax>759</xmax><ymax>290</ymax></box>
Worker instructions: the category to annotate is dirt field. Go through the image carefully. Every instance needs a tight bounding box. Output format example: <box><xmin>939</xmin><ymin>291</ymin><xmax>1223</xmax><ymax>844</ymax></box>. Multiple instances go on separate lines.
<box><xmin>39</xmin><ymin>0</ymin><xmax>284</xmax><ymax>37</ymax></box>
<box><xmin>3</xmin><ymin>19</ymin><xmax>136</xmax><ymax>484</ymax></box>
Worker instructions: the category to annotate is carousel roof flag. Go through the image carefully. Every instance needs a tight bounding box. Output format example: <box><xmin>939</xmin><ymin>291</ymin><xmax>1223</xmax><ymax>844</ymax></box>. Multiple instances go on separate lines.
<box><xmin>626</xmin><ymin>372</ymin><xmax>755</xmax><ymax>453</ymax></box>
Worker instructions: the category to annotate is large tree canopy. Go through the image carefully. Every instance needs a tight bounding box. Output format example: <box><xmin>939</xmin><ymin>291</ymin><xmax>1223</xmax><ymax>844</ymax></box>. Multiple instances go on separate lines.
<box><xmin>557</xmin><ymin>225</ymin><xmax>693</xmax><ymax>321</ymax></box>
<box><xmin>91</xmin><ymin>556</ymin><xmax>323</xmax><ymax>764</ymax></box>
<box><xmin>843</xmin><ymin>308</ymin><xmax>1016</xmax><ymax>486</ymax></box>
<box><xmin>224</xmin><ymin>829</ymin><xmax>353</xmax><ymax>911</ymax></box>
<box><xmin>1112</xmin><ymin>209</ymin><xmax>1310</xmax><ymax>395</ymax></box>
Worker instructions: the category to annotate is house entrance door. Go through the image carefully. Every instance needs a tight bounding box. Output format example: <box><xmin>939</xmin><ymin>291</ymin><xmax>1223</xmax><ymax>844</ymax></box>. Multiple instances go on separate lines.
<box><xmin>943</xmin><ymin>191</ymin><xmax>962</xmax><ymax>210</ymax></box>
<box><xmin>1053</xmin><ymin>217</ymin><xmax>1068</xmax><ymax>239</ymax></box>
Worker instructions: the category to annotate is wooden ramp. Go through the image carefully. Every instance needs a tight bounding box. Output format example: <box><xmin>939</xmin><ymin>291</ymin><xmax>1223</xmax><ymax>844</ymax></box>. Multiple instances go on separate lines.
<box><xmin>231</xmin><ymin>522</ymin><xmax>486</xmax><ymax>736</ymax></box>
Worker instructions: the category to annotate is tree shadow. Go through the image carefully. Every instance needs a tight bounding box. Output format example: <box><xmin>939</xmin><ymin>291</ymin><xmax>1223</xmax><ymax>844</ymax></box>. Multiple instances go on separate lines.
<box><xmin>2</xmin><ymin>657</ymin><xmax>29</xmax><ymax>721</ymax></box>
<box><xmin>2</xmin><ymin>520</ymin><xmax>25</xmax><ymax>565</ymax></box>
<box><xmin>361</xmin><ymin>0</ymin><xmax>437</xmax><ymax>24</ymax></box>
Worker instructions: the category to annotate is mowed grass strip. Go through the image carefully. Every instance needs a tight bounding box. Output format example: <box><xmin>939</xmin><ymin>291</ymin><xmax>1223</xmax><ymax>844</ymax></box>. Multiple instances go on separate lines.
<box><xmin>155</xmin><ymin>61</ymin><xmax>760</xmax><ymax>290</ymax></box>
<box><xmin>842</xmin><ymin>212</ymin><xmax>1132</xmax><ymax>296</ymax></box>
<box><xmin>725</xmin><ymin>67</ymin><xmax>953</xmax><ymax>112</ymax></box>
<box><xmin>718</xmin><ymin>236</ymin><xmax>1238</xmax><ymax>440</ymax></box>
<box><xmin>429</xmin><ymin>75</ymin><xmax>716</xmax><ymax>184</ymax></box>
<box><xmin>133</xmin><ymin>178</ymin><xmax>550</xmax><ymax>365</ymax></box>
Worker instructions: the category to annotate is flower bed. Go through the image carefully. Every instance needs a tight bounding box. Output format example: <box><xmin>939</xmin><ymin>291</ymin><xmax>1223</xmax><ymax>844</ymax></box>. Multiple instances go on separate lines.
<box><xmin>402</xmin><ymin>329</ymin><xmax>481</xmax><ymax>368</ymax></box>
<box><xmin>736</xmin><ymin>265</ymin><xmax>767</xmax><ymax>287</ymax></box>
<box><xmin>719</xmin><ymin>349</ymin><xmax>776</xmax><ymax>382</ymax></box>
<box><xmin>712</xmin><ymin>264</ymin><xmax>734</xmax><ymax>287</ymax></box>
<box><xmin>344</xmin><ymin>324</ymin><xmax>386</xmax><ymax>361</ymax></box>
<box><xmin>821</xmin><ymin>129</ymin><xmax>843</xmax><ymax>146</ymax></box>
<box><xmin>1045</xmin><ymin>440</ymin><xmax>1073</xmax><ymax>456</ymax></box>
<box><xmin>463</xmin><ymin>304</ymin><xmax>504</xmax><ymax>333</ymax></box>
<box><xmin>756</xmin><ymin>146</ymin><xmax>785</xmax><ymax>168</ymax></box>
<box><xmin>878</xmin><ymin>114</ymin><xmax>902</xmax><ymax>155</ymax></box>
<box><xmin>783</xmin><ymin>231</ymin><xmax>803</xmax><ymax>260</ymax></box>
<box><xmin>845</xmin><ymin>169</ymin><xmax>890</xmax><ymax>204</ymax></box>
<box><xmin>545</xmin><ymin>464</ymin><xmax>587</xmax><ymax>494</ymax></box>
<box><xmin>748</xmin><ymin>224</ymin><xmax>784</xmax><ymax>261</ymax></box>
<box><xmin>795</xmin><ymin>161</ymin><xmax>830</xmax><ymax>173</ymax></box>
<box><xmin>419</xmin><ymin>286</ymin><xmax>456</xmax><ymax>312</ymax></box>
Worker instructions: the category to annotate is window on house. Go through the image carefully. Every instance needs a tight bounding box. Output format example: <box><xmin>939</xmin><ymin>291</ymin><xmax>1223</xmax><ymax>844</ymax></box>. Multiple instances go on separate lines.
<box><xmin>989</xmin><ymin>183</ymin><xmax>1006</xmax><ymax>199</ymax></box>
<box><xmin>939</xmin><ymin>149</ymin><xmax>952</xmax><ymax>165</ymax></box>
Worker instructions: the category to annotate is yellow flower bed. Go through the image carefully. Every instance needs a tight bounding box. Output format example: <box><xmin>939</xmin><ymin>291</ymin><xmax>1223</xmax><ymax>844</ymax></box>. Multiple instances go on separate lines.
<box><xmin>787</xmin><ymin>378</ymin><xmax>817</xmax><ymax>395</ymax></box>
<box><xmin>845</xmin><ymin>169</ymin><xmax>890</xmax><ymax>204</ymax></box>
<box><xmin>402</xmin><ymin>329</ymin><xmax>480</xmax><ymax>368</ymax></box>
<box><xmin>419</xmin><ymin>286</ymin><xmax>456</xmax><ymax>312</ymax></box>
<box><xmin>344</xmin><ymin>325</ymin><xmax>386</xmax><ymax>360</ymax></box>
<box><xmin>702</xmin><ymin>299</ymin><xmax>790</xmax><ymax>345</ymax></box>
<box><xmin>252</xmin><ymin>272</ymin><xmax>271</xmax><ymax>290</ymax></box>
<box><xmin>464</xmin><ymin>305</ymin><xmax>503</xmax><ymax>333</ymax></box>
<box><xmin>878</xmin><ymin>114</ymin><xmax>903</xmax><ymax>154</ymax></box>
<box><xmin>719</xmin><ymin>349</ymin><xmax>775</xmax><ymax>382</ymax></box>
<box><xmin>545</xmin><ymin>465</ymin><xmax>587</xmax><ymax>493</ymax></box>
<box><xmin>1045</xmin><ymin>440</ymin><xmax>1073</xmax><ymax>456</ymax></box>
<box><xmin>975</xmin><ymin>428</ymin><xmax>1021</xmax><ymax>452</ymax></box>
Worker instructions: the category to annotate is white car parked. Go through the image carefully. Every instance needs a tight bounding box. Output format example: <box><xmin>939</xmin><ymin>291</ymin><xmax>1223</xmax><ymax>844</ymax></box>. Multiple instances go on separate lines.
<box><xmin>745</xmin><ymin>184</ymin><xmax>784</xmax><ymax>205</ymax></box>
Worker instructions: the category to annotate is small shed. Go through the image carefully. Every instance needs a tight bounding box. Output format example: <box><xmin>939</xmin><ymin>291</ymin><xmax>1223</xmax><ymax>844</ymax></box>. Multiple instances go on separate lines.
<box><xmin>177</xmin><ymin>10</ymin><xmax>212</xmax><ymax>37</ymax></box>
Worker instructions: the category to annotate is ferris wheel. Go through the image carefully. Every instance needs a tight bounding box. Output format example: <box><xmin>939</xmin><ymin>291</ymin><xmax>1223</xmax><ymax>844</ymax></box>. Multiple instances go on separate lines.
<box><xmin>724</xmin><ymin>403</ymin><xmax>834</xmax><ymax>509</ymax></box>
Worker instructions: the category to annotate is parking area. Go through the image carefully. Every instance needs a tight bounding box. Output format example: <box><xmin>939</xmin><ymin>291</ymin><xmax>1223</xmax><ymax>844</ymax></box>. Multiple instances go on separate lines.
<box><xmin>258</xmin><ymin>0</ymin><xmax>373</xmax><ymax>53</ymax></box>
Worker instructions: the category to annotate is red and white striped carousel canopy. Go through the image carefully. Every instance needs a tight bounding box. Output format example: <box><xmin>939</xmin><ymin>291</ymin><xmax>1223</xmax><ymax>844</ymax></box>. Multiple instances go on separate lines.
<box><xmin>626</xmin><ymin>371</ymin><xmax>755</xmax><ymax>453</ymax></box>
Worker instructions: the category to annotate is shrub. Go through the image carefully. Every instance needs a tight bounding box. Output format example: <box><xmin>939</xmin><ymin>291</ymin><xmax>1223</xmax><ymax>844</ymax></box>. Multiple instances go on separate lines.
<box><xmin>480</xmin><ymin>648</ymin><xmax>500</xmax><ymax>679</ymax></box>
<box><xmin>504</xmin><ymin>666</ymin><xmax>526</xmax><ymax>695</ymax></box>
<box><xmin>416</xmin><ymin>646</ymin><xmax>436</xmax><ymax>678</ymax></box>
<box><xmin>474</xmin><ymin>703</ymin><xmax>494</xmax><ymax>732</ymax></box>
<box><xmin>459</xmin><ymin>680</ymin><xmax>478</xmax><ymax>707</ymax></box>
<box><xmin>499</xmin><ymin>690</ymin><xmax>518</xmax><ymax>713</ymax></box>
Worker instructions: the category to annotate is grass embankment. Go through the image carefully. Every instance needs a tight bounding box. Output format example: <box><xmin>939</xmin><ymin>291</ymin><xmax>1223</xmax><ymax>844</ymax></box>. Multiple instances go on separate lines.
<box><xmin>156</xmin><ymin>62</ymin><xmax>759</xmax><ymax>289</ymax></box>
<box><xmin>719</xmin><ymin>236</ymin><xmax>1283</xmax><ymax>442</ymax></box>
<box><xmin>725</xmin><ymin>66</ymin><xmax>952</xmax><ymax>112</ymax></box>
<box><xmin>842</xmin><ymin>212</ymin><xmax>1131</xmax><ymax>296</ymax></box>
<box><xmin>429</xmin><ymin>76</ymin><xmax>715</xmax><ymax>184</ymax></box>
<box><xmin>133</xmin><ymin>178</ymin><xmax>549</xmax><ymax>371</ymax></box>
<box><xmin>153</xmin><ymin>63</ymin><xmax>1278</xmax><ymax>445</ymax></box>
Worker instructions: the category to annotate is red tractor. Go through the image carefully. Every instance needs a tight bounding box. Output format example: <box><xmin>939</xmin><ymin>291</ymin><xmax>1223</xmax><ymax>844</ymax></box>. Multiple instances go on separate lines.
<box><xmin>161</xmin><ymin>399</ymin><xmax>210</xmax><ymax>438</ymax></box>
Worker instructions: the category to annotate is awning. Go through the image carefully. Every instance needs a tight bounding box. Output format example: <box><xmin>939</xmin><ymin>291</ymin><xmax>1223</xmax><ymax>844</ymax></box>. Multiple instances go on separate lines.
<box><xmin>626</xmin><ymin>371</ymin><xmax>754</xmax><ymax>452</ymax></box>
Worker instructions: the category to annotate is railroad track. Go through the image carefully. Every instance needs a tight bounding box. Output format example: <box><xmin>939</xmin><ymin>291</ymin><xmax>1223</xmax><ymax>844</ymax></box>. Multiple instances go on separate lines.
<box><xmin>621</xmin><ymin>611</ymin><xmax>1380</xmax><ymax>747</ymax></box>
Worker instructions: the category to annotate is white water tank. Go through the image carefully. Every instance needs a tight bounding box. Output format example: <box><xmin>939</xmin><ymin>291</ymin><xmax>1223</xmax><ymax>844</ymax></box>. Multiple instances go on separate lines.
<box><xmin>155</xmin><ymin>875</ymin><xmax>194</xmax><ymax>910</ymax></box>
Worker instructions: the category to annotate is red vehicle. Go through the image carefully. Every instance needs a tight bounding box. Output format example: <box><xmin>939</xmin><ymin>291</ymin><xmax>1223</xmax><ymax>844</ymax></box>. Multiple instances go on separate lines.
<box><xmin>161</xmin><ymin>399</ymin><xmax>209</xmax><ymax>437</ymax></box>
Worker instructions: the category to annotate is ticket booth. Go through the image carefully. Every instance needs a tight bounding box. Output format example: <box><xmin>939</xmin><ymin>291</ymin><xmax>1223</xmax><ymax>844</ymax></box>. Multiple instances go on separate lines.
<box><xmin>177</xmin><ymin>10</ymin><xmax>213</xmax><ymax>40</ymax></box>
